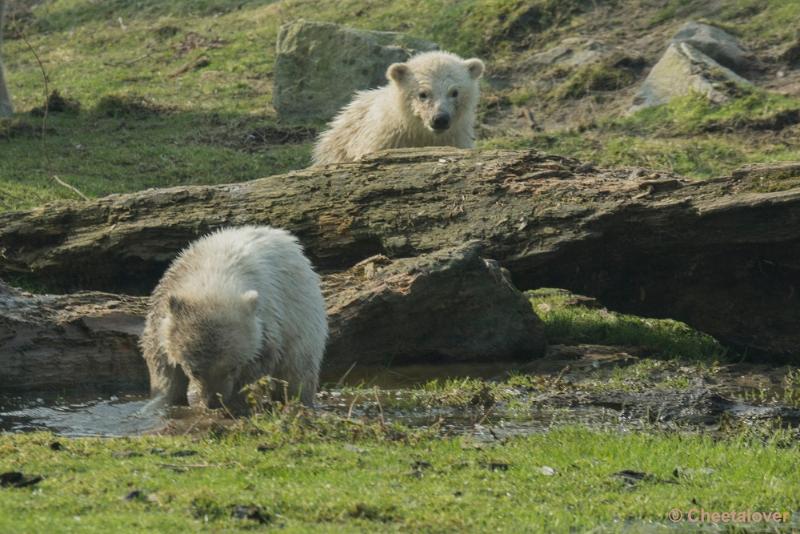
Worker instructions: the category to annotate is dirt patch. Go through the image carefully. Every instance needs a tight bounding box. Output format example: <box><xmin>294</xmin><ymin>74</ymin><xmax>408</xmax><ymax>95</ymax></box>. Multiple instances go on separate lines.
<box><xmin>240</xmin><ymin>124</ymin><xmax>316</xmax><ymax>148</ymax></box>
<box><xmin>29</xmin><ymin>90</ymin><xmax>81</xmax><ymax>116</ymax></box>
<box><xmin>0</xmin><ymin>471</ymin><xmax>43</xmax><ymax>488</ymax></box>
<box><xmin>154</xmin><ymin>25</ymin><xmax>181</xmax><ymax>40</ymax></box>
<box><xmin>169</xmin><ymin>56</ymin><xmax>211</xmax><ymax>78</ymax></box>
<box><xmin>92</xmin><ymin>94</ymin><xmax>171</xmax><ymax>118</ymax></box>
<box><xmin>174</xmin><ymin>32</ymin><xmax>225</xmax><ymax>57</ymax></box>
<box><xmin>699</xmin><ymin>107</ymin><xmax>800</xmax><ymax>133</ymax></box>
<box><xmin>551</xmin><ymin>54</ymin><xmax>646</xmax><ymax>100</ymax></box>
<box><xmin>203</xmin><ymin>123</ymin><xmax>317</xmax><ymax>151</ymax></box>
<box><xmin>0</xmin><ymin>118</ymin><xmax>46</xmax><ymax>139</ymax></box>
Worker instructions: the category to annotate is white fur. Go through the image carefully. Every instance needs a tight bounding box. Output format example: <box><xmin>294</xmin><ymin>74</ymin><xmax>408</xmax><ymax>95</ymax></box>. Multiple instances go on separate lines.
<box><xmin>312</xmin><ymin>51</ymin><xmax>485</xmax><ymax>165</ymax></box>
<box><xmin>140</xmin><ymin>225</ymin><xmax>328</xmax><ymax>408</ymax></box>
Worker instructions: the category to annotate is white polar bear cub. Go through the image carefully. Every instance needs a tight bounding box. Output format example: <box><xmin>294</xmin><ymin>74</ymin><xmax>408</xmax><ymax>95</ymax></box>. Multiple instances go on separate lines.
<box><xmin>140</xmin><ymin>225</ymin><xmax>328</xmax><ymax>410</ymax></box>
<box><xmin>312</xmin><ymin>51</ymin><xmax>485</xmax><ymax>165</ymax></box>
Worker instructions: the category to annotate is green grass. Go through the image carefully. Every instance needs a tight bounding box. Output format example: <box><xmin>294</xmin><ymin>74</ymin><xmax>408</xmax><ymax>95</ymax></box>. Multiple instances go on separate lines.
<box><xmin>647</xmin><ymin>0</ymin><xmax>800</xmax><ymax>46</ymax></box>
<box><xmin>549</xmin><ymin>60</ymin><xmax>640</xmax><ymax>100</ymax></box>
<box><xmin>3</xmin><ymin>0</ymin><xmax>800</xmax><ymax>209</ymax></box>
<box><xmin>0</xmin><ymin>0</ymin><xmax>596</xmax><ymax>211</ymax></box>
<box><xmin>528</xmin><ymin>289</ymin><xmax>726</xmax><ymax>360</ymax></box>
<box><xmin>0</xmin><ymin>110</ymin><xmax>312</xmax><ymax>211</ymax></box>
<box><xmin>1</xmin><ymin>410</ymin><xmax>799</xmax><ymax>532</ymax></box>
<box><xmin>483</xmin><ymin>90</ymin><xmax>800</xmax><ymax>178</ymax></box>
<box><xmin>617</xmin><ymin>90</ymin><xmax>800</xmax><ymax>135</ymax></box>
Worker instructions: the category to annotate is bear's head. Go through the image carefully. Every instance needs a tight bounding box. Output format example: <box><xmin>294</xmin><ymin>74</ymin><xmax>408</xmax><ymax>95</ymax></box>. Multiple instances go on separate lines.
<box><xmin>387</xmin><ymin>51</ymin><xmax>484</xmax><ymax>134</ymax></box>
<box><xmin>161</xmin><ymin>290</ymin><xmax>262</xmax><ymax>408</ymax></box>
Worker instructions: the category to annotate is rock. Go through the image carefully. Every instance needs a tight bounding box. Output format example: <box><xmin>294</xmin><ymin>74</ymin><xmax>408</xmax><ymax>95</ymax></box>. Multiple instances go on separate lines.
<box><xmin>524</xmin><ymin>38</ymin><xmax>608</xmax><ymax>69</ymax></box>
<box><xmin>778</xmin><ymin>38</ymin><xmax>800</xmax><ymax>67</ymax></box>
<box><xmin>671</xmin><ymin>21</ymin><xmax>755</xmax><ymax>73</ymax></box>
<box><xmin>630</xmin><ymin>42</ymin><xmax>751</xmax><ymax>112</ymax></box>
<box><xmin>272</xmin><ymin>20</ymin><xmax>437</xmax><ymax>121</ymax></box>
<box><xmin>630</xmin><ymin>21</ymin><xmax>755</xmax><ymax>112</ymax></box>
<box><xmin>324</xmin><ymin>243</ymin><xmax>547</xmax><ymax>367</ymax></box>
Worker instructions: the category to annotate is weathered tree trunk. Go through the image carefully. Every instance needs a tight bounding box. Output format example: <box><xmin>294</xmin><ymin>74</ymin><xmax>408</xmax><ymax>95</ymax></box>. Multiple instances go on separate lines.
<box><xmin>0</xmin><ymin>245</ymin><xmax>546</xmax><ymax>391</ymax></box>
<box><xmin>0</xmin><ymin>0</ymin><xmax>12</xmax><ymax>117</ymax></box>
<box><xmin>1</xmin><ymin>148</ymin><xmax>799</xmax><ymax>357</ymax></box>
<box><xmin>0</xmin><ymin>280</ymin><xmax>148</xmax><ymax>392</ymax></box>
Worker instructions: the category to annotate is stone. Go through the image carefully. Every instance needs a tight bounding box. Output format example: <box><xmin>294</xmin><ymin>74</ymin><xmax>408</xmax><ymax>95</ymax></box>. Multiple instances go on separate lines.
<box><xmin>524</xmin><ymin>38</ymin><xmax>608</xmax><ymax>69</ymax></box>
<box><xmin>323</xmin><ymin>243</ymin><xmax>547</xmax><ymax>367</ymax></box>
<box><xmin>272</xmin><ymin>20</ymin><xmax>438</xmax><ymax>121</ymax></box>
<box><xmin>630</xmin><ymin>42</ymin><xmax>751</xmax><ymax>112</ymax></box>
<box><xmin>671</xmin><ymin>21</ymin><xmax>755</xmax><ymax>73</ymax></box>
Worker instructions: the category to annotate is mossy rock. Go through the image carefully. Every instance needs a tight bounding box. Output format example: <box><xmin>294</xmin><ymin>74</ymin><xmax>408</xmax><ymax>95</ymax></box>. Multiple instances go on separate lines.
<box><xmin>272</xmin><ymin>20</ymin><xmax>437</xmax><ymax>121</ymax></box>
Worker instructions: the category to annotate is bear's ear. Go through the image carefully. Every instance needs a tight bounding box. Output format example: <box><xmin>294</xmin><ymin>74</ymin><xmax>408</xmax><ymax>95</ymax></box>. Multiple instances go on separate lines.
<box><xmin>168</xmin><ymin>295</ymin><xmax>188</xmax><ymax>316</ymax></box>
<box><xmin>464</xmin><ymin>58</ymin><xmax>485</xmax><ymax>80</ymax></box>
<box><xmin>241</xmin><ymin>290</ymin><xmax>259</xmax><ymax>311</ymax></box>
<box><xmin>387</xmin><ymin>62</ymin><xmax>410</xmax><ymax>84</ymax></box>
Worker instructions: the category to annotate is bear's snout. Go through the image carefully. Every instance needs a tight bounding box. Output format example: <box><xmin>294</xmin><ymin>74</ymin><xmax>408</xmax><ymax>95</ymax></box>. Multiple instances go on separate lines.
<box><xmin>431</xmin><ymin>112</ymin><xmax>451</xmax><ymax>132</ymax></box>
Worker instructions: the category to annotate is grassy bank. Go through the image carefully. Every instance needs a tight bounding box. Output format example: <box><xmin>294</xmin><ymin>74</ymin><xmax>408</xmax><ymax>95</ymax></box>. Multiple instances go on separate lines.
<box><xmin>3</xmin><ymin>0</ymin><xmax>800</xmax><ymax>210</ymax></box>
<box><xmin>1</xmin><ymin>412</ymin><xmax>799</xmax><ymax>532</ymax></box>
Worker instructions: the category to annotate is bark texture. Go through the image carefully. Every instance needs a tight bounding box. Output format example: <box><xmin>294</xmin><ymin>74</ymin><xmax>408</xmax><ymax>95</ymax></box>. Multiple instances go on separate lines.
<box><xmin>0</xmin><ymin>280</ymin><xmax>148</xmax><ymax>391</ymax></box>
<box><xmin>1</xmin><ymin>148</ymin><xmax>798</xmax><ymax>356</ymax></box>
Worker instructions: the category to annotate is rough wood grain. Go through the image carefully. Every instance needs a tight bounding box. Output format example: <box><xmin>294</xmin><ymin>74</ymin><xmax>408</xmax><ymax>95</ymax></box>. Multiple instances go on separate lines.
<box><xmin>0</xmin><ymin>280</ymin><xmax>148</xmax><ymax>391</ymax></box>
<box><xmin>1</xmin><ymin>149</ymin><xmax>798</xmax><ymax>356</ymax></box>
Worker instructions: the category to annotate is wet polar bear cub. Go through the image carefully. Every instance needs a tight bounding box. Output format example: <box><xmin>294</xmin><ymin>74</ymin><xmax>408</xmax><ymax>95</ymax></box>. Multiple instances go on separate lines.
<box><xmin>140</xmin><ymin>226</ymin><xmax>328</xmax><ymax>410</ymax></box>
<box><xmin>312</xmin><ymin>51</ymin><xmax>485</xmax><ymax>165</ymax></box>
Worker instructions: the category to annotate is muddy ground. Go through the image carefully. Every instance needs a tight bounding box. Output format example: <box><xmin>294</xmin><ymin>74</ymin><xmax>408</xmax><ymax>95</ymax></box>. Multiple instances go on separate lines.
<box><xmin>3</xmin><ymin>347</ymin><xmax>798</xmax><ymax>441</ymax></box>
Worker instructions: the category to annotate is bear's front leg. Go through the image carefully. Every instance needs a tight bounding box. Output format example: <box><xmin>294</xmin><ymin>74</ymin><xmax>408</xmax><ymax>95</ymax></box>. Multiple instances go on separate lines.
<box><xmin>147</xmin><ymin>353</ymin><xmax>190</xmax><ymax>406</ymax></box>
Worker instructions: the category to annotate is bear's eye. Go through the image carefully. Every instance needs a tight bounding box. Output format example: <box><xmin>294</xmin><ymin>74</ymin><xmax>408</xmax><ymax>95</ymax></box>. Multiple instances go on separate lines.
<box><xmin>449</xmin><ymin>89</ymin><xmax>459</xmax><ymax>98</ymax></box>
<box><xmin>418</xmin><ymin>91</ymin><xmax>429</xmax><ymax>101</ymax></box>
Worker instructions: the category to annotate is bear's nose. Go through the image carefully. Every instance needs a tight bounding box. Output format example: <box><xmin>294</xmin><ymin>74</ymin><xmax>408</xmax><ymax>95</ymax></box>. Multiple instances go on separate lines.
<box><xmin>432</xmin><ymin>113</ymin><xmax>450</xmax><ymax>131</ymax></box>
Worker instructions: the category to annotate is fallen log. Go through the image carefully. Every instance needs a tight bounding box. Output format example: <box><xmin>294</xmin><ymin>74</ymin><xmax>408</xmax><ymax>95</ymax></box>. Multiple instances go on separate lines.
<box><xmin>0</xmin><ymin>280</ymin><xmax>148</xmax><ymax>392</ymax></box>
<box><xmin>0</xmin><ymin>245</ymin><xmax>545</xmax><ymax>391</ymax></box>
<box><xmin>0</xmin><ymin>149</ymin><xmax>798</xmax><ymax>356</ymax></box>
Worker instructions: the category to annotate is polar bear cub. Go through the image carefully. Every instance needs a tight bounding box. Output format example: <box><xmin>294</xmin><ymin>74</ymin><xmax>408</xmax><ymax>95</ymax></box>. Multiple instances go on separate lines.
<box><xmin>313</xmin><ymin>51</ymin><xmax>485</xmax><ymax>165</ymax></box>
<box><xmin>140</xmin><ymin>225</ymin><xmax>328</xmax><ymax>410</ymax></box>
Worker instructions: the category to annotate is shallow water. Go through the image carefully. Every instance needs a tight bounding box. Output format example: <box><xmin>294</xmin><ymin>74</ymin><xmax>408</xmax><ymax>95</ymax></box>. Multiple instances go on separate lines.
<box><xmin>0</xmin><ymin>363</ymin><xmax>517</xmax><ymax>437</ymax></box>
<box><xmin>0</xmin><ymin>393</ymin><xmax>157</xmax><ymax>437</ymax></box>
<box><xmin>2</xmin><ymin>357</ymin><xmax>798</xmax><ymax>438</ymax></box>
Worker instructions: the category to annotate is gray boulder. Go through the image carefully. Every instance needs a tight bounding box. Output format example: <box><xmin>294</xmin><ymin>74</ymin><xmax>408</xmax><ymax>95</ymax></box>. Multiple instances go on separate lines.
<box><xmin>272</xmin><ymin>20</ymin><xmax>437</xmax><ymax>121</ymax></box>
<box><xmin>524</xmin><ymin>37</ymin><xmax>608</xmax><ymax>69</ymax></box>
<box><xmin>671</xmin><ymin>21</ymin><xmax>755</xmax><ymax>73</ymax></box>
<box><xmin>630</xmin><ymin>42</ymin><xmax>751</xmax><ymax>113</ymax></box>
<box><xmin>324</xmin><ymin>243</ymin><xmax>547</xmax><ymax>367</ymax></box>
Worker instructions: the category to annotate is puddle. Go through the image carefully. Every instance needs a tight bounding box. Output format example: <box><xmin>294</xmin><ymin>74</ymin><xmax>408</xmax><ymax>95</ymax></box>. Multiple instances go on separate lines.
<box><xmin>0</xmin><ymin>393</ymin><xmax>159</xmax><ymax>437</ymax></box>
<box><xmin>2</xmin><ymin>351</ymin><xmax>799</xmax><ymax>439</ymax></box>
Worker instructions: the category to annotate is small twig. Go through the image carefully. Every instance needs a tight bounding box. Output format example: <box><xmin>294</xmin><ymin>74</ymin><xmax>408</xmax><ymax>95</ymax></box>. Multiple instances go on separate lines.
<box><xmin>19</xmin><ymin>28</ymin><xmax>87</xmax><ymax>205</ymax></box>
<box><xmin>158</xmin><ymin>463</ymin><xmax>227</xmax><ymax>470</ymax></box>
<box><xmin>553</xmin><ymin>365</ymin><xmax>571</xmax><ymax>385</ymax></box>
<box><xmin>103</xmin><ymin>52</ymin><xmax>153</xmax><ymax>67</ymax></box>
<box><xmin>373</xmin><ymin>387</ymin><xmax>385</xmax><ymax>427</ymax></box>
<box><xmin>346</xmin><ymin>392</ymin><xmax>361</xmax><ymax>420</ymax></box>
<box><xmin>336</xmin><ymin>361</ymin><xmax>357</xmax><ymax>387</ymax></box>
<box><xmin>216</xmin><ymin>393</ymin><xmax>237</xmax><ymax>420</ymax></box>
<box><xmin>474</xmin><ymin>403</ymin><xmax>497</xmax><ymax>427</ymax></box>
<box><xmin>51</xmin><ymin>175</ymin><xmax>89</xmax><ymax>200</ymax></box>
<box><xmin>20</xmin><ymin>33</ymin><xmax>48</xmax><ymax>142</ymax></box>
<box><xmin>181</xmin><ymin>419</ymin><xmax>201</xmax><ymax>436</ymax></box>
